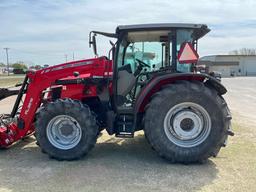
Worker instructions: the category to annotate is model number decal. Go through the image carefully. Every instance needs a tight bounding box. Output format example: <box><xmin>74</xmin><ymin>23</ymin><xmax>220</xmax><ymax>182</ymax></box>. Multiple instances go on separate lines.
<box><xmin>25</xmin><ymin>98</ymin><xmax>34</xmax><ymax>115</ymax></box>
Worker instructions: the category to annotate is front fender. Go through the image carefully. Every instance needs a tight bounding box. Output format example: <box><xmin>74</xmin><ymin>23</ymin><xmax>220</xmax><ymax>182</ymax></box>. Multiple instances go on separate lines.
<box><xmin>134</xmin><ymin>73</ymin><xmax>227</xmax><ymax>114</ymax></box>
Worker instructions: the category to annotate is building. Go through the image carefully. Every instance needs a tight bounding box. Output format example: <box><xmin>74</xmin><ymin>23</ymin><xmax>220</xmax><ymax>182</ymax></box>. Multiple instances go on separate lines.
<box><xmin>198</xmin><ymin>55</ymin><xmax>256</xmax><ymax>77</ymax></box>
<box><xmin>0</xmin><ymin>67</ymin><xmax>14</xmax><ymax>74</ymax></box>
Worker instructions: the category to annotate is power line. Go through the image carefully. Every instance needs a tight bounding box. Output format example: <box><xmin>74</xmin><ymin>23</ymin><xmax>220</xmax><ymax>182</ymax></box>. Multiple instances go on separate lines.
<box><xmin>3</xmin><ymin>48</ymin><xmax>10</xmax><ymax>76</ymax></box>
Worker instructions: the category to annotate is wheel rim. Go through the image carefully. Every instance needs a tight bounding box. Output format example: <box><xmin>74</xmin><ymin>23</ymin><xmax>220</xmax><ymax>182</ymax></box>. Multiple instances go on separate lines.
<box><xmin>164</xmin><ymin>102</ymin><xmax>211</xmax><ymax>148</ymax></box>
<box><xmin>46</xmin><ymin>115</ymin><xmax>82</xmax><ymax>150</ymax></box>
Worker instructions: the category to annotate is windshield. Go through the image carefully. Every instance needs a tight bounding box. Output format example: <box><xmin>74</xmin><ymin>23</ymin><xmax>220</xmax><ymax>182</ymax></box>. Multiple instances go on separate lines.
<box><xmin>117</xmin><ymin>29</ymin><xmax>195</xmax><ymax>73</ymax></box>
<box><xmin>117</xmin><ymin>30</ymin><xmax>172</xmax><ymax>72</ymax></box>
<box><xmin>124</xmin><ymin>42</ymin><xmax>166</xmax><ymax>72</ymax></box>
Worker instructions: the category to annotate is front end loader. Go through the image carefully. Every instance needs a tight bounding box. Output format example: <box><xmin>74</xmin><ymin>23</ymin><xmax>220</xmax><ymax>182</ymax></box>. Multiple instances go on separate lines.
<box><xmin>0</xmin><ymin>23</ymin><xmax>234</xmax><ymax>163</ymax></box>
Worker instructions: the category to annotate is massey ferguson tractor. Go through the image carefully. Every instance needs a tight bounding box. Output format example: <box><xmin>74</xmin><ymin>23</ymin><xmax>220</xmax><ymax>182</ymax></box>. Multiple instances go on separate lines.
<box><xmin>0</xmin><ymin>23</ymin><xmax>234</xmax><ymax>163</ymax></box>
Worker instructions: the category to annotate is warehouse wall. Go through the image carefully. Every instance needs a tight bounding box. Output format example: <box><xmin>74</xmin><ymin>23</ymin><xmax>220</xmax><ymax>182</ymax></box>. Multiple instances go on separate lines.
<box><xmin>209</xmin><ymin>65</ymin><xmax>235</xmax><ymax>77</ymax></box>
<box><xmin>200</xmin><ymin>55</ymin><xmax>256</xmax><ymax>77</ymax></box>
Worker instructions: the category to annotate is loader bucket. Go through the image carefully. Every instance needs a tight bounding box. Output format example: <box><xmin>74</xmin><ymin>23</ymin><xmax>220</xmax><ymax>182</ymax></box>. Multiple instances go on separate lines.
<box><xmin>0</xmin><ymin>88</ymin><xmax>19</xmax><ymax>101</ymax></box>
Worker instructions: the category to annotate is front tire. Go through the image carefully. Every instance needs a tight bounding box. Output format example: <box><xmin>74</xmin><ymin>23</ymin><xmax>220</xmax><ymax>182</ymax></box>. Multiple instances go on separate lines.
<box><xmin>144</xmin><ymin>81</ymin><xmax>231</xmax><ymax>163</ymax></box>
<box><xmin>35</xmin><ymin>99</ymin><xmax>98</xmax><ymax>160</ymax></box>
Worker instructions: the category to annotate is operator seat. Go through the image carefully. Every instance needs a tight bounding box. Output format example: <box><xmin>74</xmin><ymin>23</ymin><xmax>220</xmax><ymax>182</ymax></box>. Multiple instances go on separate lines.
<box><xmin>117</xmin><ymin>64</ymin><xmax>136</xmax><ymax>105</ymax></box>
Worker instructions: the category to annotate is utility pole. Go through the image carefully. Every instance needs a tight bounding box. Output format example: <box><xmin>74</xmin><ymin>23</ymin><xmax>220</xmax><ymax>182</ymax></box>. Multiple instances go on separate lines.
<box><xmin>72</xmin><ymin>52</ymin><xmax>75</xmax><ymax>61</ymax></box>
<box><xmin>64</xmin><ymin>54</ymin><xmax>68</xmax><ymax>63</ymax></box>
<box><xmin>3</xmin><ymin>48</ymin><xmax>10</xmax><ymax>76</ymax></box>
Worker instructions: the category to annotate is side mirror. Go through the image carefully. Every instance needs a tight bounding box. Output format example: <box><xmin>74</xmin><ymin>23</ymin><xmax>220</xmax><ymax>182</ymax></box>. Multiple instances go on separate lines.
<box><xmin>108</xmin><ymin>40</ymin><xmax>116</xmax><ymax>60</ymax></box>
<box><xmin>92</xmin><ymin>35</ymin><xmax>98</xmax><ymax>57</ymax></box>
<box><xmin>109</xmin><ymin>40</ymin><xmax>115</xmax><ymax>47</ymax></box>
<box><xmin>89</xmin><ymin>33</ymin><xmax>98</xmax><ymax>57</ymax></box>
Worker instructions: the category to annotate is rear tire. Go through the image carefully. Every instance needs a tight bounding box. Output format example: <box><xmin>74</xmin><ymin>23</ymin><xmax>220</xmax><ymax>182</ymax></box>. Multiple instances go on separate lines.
<box><xmin>35</xmin><ymin>99</ymin><xmax>98</xmax><ymax>160</ymax></box>
<box><xmin>144</xmin><ymin>81</ymin><xmax>231</xmax><ymax>164</ymax></box>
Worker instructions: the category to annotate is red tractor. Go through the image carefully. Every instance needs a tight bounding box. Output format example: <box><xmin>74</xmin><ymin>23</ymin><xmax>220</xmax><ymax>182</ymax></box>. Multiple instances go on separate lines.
<box><xmin>0</xmin><ymin>23</ymin><xmax>233</xmax><ymax>163</ymax></box>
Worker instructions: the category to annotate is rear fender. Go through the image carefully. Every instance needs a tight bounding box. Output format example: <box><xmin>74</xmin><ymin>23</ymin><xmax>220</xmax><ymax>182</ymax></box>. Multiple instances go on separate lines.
<box><xmin>134</xmin><ymin>73</ymin><xmax>227</xmax><ymax>114</ymax></box>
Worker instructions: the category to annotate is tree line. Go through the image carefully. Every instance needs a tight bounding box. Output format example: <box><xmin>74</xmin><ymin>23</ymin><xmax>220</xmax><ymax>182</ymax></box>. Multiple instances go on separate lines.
<box><xmin>0</xmin><ymin>61</ymin><xmax>28</xmax><ymax>69</ymax></box>
<box><xmin>0</xmin><ymin>61</ymin><xmax>43</xmax><ymax>70</ymax></box>
<box><xmin>0</xmin><ymin>61</ymin><xmax>44</xmax><ymax>74</ymax></box>
<box><xmin>229</xmin><ymin>48</ymin><xmax>256</xmax><ymax>55</ymax></box>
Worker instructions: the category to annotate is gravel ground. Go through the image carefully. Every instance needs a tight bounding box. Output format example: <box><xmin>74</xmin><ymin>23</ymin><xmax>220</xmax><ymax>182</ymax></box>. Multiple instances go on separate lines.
<box><xmin>0</xmin><ymin>77</ymin><xmax>255</xmax><ymax>192</ymax></box>
<box><xmin>222</xmin><ymin>77</ymin><xmax>256</xmax><ymax>127</ymax></box>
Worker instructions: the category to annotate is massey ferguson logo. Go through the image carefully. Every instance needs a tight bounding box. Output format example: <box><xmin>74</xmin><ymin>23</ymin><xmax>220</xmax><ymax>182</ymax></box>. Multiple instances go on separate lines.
<box><xmin>25</xmin><ymin>98</ymin><xmax>34</xmax><ymax>115</ymax></box>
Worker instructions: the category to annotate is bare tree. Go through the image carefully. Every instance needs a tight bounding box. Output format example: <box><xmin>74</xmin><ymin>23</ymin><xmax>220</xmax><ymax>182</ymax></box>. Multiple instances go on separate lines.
<box><xmin>229</xmin><ymin>48</ymin><xmax>256</xmax><ymax>55</ymax></box>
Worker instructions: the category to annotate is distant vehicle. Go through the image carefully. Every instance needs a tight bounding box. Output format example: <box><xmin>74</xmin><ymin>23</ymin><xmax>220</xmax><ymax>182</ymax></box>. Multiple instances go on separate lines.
<box><xmin>13</xmin><ymin>68</ymin><xmax>26</xmax><ymax>74</ymax></box>
<box><xmin>0</xmin><ymin>67</ymin><xmax>4</xmax><ymax>74</ymax></box>
<box><xmin>3</xmin><ymin>67</ymin><xmax>14</xmax><ymax>73</ymax></box>
<box><xmin>195</xmin><ymin>65</ymin><xmax>221</xmax><ymax>81</ymax></box>
<box><xmin>209</xmin><ymin>71</ymin><xmax>222</xmax><ymax>81</ymax></box>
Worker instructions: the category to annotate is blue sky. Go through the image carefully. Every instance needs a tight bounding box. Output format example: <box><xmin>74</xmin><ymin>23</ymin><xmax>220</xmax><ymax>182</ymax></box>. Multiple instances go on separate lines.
<box><xmin>0</xmin><ymin>0</ymin><xmax>256</xmax><ymax>66</ymax></box>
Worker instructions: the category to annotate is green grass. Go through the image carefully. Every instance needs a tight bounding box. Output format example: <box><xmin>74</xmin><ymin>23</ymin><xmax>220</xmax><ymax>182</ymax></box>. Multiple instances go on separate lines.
<box><xmin>199</xmin><ymin>122</ymin><xmax>256</xmax><ymax>192</ymax></box>
<box><xmin>0</xmin><ymin>76</ymin><xmax>25</xmax><ymax>87</ymax></box>
<box><xmin>0</xmin><ymin>73</ymin><xmax>25</xmax><ymax>76</ymax></box>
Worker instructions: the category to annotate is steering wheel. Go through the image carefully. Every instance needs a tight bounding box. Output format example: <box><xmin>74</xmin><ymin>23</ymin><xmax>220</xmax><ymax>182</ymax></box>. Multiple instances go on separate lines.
<box><xmin>135</xmin><ymin>59</ymin><xmax>150</xmax><ymax>68</ymax></box>
<box><xmin>134</xmin><ymin>58</ymin><xmax>150</xmax><ymax>77</ymax></box>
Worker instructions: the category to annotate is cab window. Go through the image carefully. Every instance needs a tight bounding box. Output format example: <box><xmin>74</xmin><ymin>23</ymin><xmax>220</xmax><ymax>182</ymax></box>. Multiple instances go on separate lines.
<box><xmin>124</xmin><ymin>42</ymin><xmax>164</xmax><ymax>73</ymax></box>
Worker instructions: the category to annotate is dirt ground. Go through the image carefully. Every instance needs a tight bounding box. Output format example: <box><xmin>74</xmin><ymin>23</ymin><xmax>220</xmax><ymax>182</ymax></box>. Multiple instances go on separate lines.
<box><xmin>0</xmin><ymin>77</ymin><xmax>255</xmax><ymax>192</ymax></box>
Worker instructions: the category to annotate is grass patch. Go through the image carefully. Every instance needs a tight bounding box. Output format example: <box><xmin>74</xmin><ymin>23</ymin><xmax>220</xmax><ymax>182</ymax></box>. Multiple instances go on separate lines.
<box><xmin>0</xmin><ymin>73</ymin><xmax>25</xmax><ymax>77</ymax></box>
<box><xmin>200</xmin><ymin>122</ymin><xmax>256</xmax><ymax>192</ymax></box>
<box><xmin>0</xmin><ymin>76</ymin><xmax>25</xmax><ymax>87</ymax></box>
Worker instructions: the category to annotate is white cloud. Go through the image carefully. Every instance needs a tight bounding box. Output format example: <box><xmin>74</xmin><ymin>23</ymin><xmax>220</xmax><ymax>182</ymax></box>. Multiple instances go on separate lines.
<box><xmin>0</xmin><ymin>0</ymin><xmax>256</xmax><ymax>65</ymax></box>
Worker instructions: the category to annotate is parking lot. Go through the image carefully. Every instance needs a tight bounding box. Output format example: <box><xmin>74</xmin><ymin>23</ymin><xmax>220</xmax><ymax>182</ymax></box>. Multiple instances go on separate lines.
<box><xmin>0</xmin><ymin>77</ymin><xmax>255</xmax><ymax>192</ymax></box>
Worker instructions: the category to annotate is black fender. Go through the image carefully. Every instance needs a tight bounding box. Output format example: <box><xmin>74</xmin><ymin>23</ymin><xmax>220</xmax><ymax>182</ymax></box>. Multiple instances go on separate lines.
<box><xmin>134</xmin><ymin>73</ymin><xmax>227</xmax><ymax>114</ymax></box>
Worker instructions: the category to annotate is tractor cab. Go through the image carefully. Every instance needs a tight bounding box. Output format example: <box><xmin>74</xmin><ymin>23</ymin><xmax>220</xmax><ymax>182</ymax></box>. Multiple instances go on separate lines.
<box><xmin>114</xmin><ymin>24</ymin><xmax>209</xmax><ymax>109</ymax></box>
<box><xmin>90</xmin><ymin>24</ymin><xmax>210</xmax><ymax>111</ymax></box>
<box><xmin>90</xmin><ymin>23</ymin><xmax>211</xmax><ymax>137</ymax></box>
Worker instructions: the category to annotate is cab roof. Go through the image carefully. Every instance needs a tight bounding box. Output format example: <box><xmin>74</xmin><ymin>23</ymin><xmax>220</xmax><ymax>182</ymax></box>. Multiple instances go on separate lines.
<box><xmin>91</xmin><ymin>23</ymin><xmax>210</xmax><ymax>40</ymax></box>
<box><xmin>116</xmin><ymin>23</ymin><xmax>210</xmax><ymax>40</ymax></box>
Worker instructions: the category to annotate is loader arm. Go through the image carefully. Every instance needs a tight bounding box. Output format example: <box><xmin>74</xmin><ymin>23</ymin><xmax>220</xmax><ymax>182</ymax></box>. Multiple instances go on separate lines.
<box><xmin>0</xmin><ymin>57</ymin><xmax>112</xmax><ymax>147</ymax></box>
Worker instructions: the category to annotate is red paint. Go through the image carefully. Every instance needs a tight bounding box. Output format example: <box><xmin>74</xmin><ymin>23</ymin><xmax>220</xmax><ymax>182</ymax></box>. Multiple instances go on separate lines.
<box><xmin>0</xmin><ymin>57</ymin><xmax>113</xmax><ymax>147</ymax></box>
<box><xmin>0</xmin><ymin>55</ymin><xmax>207</xmax><ymax>148</ymax></box>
